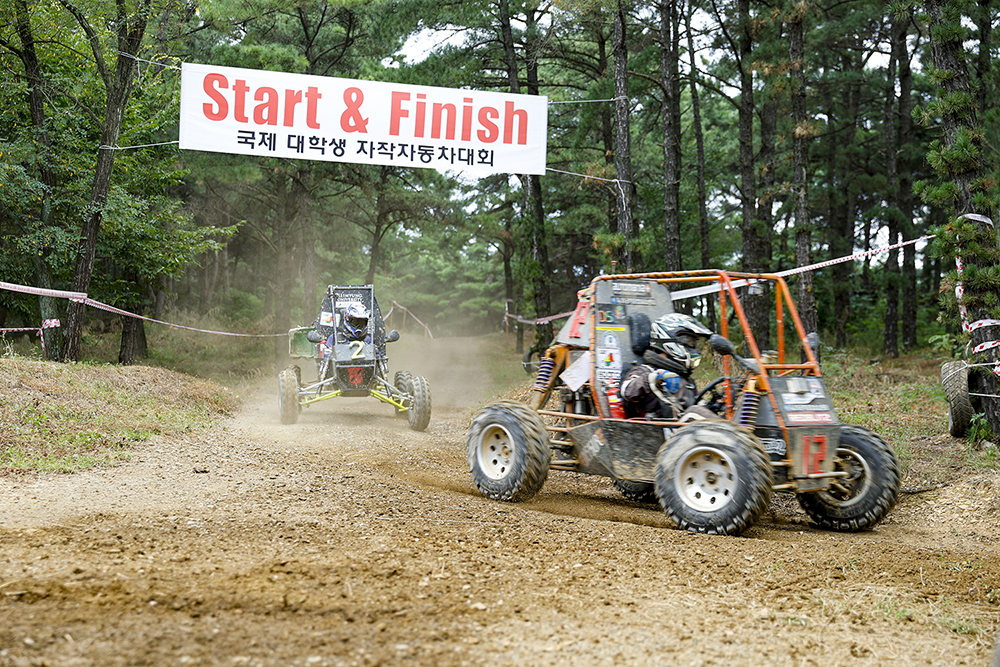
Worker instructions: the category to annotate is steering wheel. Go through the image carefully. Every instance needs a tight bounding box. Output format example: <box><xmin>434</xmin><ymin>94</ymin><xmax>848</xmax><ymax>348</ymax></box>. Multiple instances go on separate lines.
<box><xmin>694</xmin><ymin>377</ymin><xmax>727</xmax><ymax>413</ymax></box>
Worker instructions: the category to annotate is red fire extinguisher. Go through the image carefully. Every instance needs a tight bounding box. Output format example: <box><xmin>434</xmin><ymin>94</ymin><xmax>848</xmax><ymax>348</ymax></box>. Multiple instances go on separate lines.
<box><xmin>606</xmin><ymin>381</ymin><xmax>626</xmax><ymax>419</ymax></box>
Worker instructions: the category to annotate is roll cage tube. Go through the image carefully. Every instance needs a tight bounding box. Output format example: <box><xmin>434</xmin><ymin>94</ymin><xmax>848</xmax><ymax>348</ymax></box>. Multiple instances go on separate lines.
<box><xmin>581</xmin><ymin>271</ymin><xmax>822</xmax><ymax>421</ymax></box>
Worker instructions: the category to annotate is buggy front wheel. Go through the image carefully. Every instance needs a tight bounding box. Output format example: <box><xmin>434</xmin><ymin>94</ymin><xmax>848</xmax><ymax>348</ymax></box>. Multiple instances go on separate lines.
<box><xmin>467</xmin><ymin>401</ymin><xmax>550</xmax><ymax>501</ymax></box>
<box><xmin>655</xmin><ymin>421</ymin><xmax>772</xmax><ymax>535</ymax></box>
<box><xmin>393</xmin><ymin>370</ymin><xmax>412</xmax><ymax>418</ymax></box>
<box><xmin>407</xmin><ymin>375</ymin><xmax>431</xmax><ymax>431</ymax></box>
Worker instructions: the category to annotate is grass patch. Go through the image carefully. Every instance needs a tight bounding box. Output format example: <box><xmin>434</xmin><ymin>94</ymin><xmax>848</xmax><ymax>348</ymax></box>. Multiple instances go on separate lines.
<box><xmin>478</xmin><ymin>332</ymin><xmax>536</xmax><ymax>396</ymax></box>
<box><xmin>814</xmin><ymin>350</ymin><xmax>999</xmax><ymax>484</ymax></box>
<box><xmin>0</xmin><ymin>355</ymin><xmax>239</xmax><ymax>475</ymax></box>
<box><xmin>1</xmin><ymin>310</ymin><xmax>277</xmax><ymax>388</ymax></box>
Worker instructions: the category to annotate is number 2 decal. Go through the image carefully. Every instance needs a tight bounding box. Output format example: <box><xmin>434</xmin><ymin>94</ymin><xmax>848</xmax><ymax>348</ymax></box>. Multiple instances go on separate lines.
<box><xmin>350</xmin><ymin>340</ymin><xmax>365</xmax><ymax>359</ymax></box>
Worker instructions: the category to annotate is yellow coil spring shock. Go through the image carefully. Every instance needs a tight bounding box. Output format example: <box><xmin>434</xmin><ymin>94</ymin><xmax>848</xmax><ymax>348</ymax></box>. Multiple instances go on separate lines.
<box><xmin>735</xmin><ymin>378</ymin><xmax>761</xmax><ymax>428</ymax></box>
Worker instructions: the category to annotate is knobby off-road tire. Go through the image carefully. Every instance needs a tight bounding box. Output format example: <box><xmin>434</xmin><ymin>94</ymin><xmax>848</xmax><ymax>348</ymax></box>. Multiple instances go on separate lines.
<box><xmin>941</xmin><ymin>361</ymin><xmax>974</xmax><ymax>437</ymax></box>
<box><xmin>407</xmin><ymin>375</ymin><xmax>431</xmax><ymax>431</ymax></box>
<box><xmin>394</xmin><ymin>370</ymin><xmax>412</xmax><ymax>418</ymax></box>
<box><xmin>467</xmin><ymin>401</ymin><xmax>551</xmax><ymax>502</ymax></box>
<box><xmin>613</xmin><ymin>480</ymin><xmax>659</xmax><ymax>504</ymax></box>
<box><xmin>278</xmin><ymin>367</ymin><xmax>300</xmax><ymax>425</ymax></box>
<box><xmin>654</xmin><ymin>420</ymin><xmax>773</xmax><ymax>535</ymax></box>
<box><xmin>797</xmin><ymin>425</ymin><xmax>901</xmax><ymax>532</ymax></box>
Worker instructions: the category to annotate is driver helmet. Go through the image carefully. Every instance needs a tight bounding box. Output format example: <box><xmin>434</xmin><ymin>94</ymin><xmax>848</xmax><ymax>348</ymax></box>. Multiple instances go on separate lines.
<box><xmin>343</xmin><ymin>302</ymin><xmax>370</xmax><ymax>339</ymax></box>
<box><xmin>649</xmin><ymin>313</ymin><xmax>712</xmax><ymax>372</ymax></box>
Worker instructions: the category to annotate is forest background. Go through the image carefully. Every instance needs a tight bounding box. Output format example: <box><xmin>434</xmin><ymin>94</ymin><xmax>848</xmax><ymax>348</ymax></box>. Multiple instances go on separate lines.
<box><xmin>1</xmin><ymin>0</ymin><xmax>998</xmax><ymax>395</ymax></box>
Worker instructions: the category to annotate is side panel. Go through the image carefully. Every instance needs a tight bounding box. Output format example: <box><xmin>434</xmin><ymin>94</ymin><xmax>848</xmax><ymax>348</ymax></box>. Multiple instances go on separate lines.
<box><xmin>766</xmin><ymin>376</ymin><xmax>840</xmax><ymax>492</ymax></box>
<box><xmin>288</xmin><ymin>326</ymin><xmax>316</xmax><ymax>359</ymax></box>
<box><xmin>591</xmin><ymin>279</ymin><xmax>676</xmax><ymax>414</ymax></box>
<box><xmin>565</xmin><ymin>419</ymin><xmax>676</xmax><ymax>482</ymax></box>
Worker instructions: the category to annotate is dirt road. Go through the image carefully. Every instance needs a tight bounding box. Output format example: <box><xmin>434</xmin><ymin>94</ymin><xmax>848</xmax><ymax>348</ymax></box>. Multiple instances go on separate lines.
<box><xmin>1</xmin><ymin>337</ymin><xmax>998</xmax><ymax>666</ymax></box>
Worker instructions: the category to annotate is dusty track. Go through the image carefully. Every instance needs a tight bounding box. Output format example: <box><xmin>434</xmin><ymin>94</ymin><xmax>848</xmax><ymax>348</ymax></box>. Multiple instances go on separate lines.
<box><xmin>1</xmin><ymin>337</ymin><xmax>999</xmax><ymax>666</ymax></box>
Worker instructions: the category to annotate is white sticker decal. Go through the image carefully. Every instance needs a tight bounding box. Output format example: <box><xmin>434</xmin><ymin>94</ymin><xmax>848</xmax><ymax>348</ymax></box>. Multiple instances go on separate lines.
<box><xmin>596</xmin><ymin>347</ymin><xmax>622</xmax><ymax>372</ymax></box>
<box><xmin>787</xmin><ymin>412</ymin><xmax>834</xmax><ymax>424</ymax></box>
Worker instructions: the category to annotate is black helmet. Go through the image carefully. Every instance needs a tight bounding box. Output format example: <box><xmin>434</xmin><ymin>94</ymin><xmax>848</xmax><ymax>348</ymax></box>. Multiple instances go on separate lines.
<box><xmin>649</xmin><ymin>313</ymin><xmax>713</xmax><ymax>372</ymax></box>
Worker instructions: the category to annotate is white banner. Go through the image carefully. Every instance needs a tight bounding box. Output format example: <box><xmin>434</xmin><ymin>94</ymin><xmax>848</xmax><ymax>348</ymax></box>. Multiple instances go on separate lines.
<box><xmin>179</xmin><ymin>63</ymin><xmax>548</xmax><ymax>176</ymax></box>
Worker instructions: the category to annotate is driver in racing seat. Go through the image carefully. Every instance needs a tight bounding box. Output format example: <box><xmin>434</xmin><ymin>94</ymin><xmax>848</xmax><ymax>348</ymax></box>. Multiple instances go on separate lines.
<box><xmin>339</xmin><ymin>302</ymin><xmax>372</xmax><ymax>344</ymax></box>
<box><xmin>620</xmin><ymin>313</ymin><xmax>715</xmax><ymax>421</ymax></box>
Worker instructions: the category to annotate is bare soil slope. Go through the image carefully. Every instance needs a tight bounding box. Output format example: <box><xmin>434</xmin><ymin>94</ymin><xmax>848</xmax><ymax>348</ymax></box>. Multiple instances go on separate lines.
<box><xmin>1</xmin><ymin>337</ymin><xmax>999</xmax><ymax>667</ymax></box>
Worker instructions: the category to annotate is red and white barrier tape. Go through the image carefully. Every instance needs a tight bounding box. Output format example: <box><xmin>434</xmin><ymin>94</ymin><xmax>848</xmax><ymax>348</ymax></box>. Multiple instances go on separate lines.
<box><xmin>1</xmin><ymin>281</ymin><xmax>285</xmax><ymax>338</ymax></box>
<box><xmin>670</xmin><ymin>234</ymin><xmax>937</xmax><ymax>301</ymax></box>
<box><xmin>507</xmin><ymin>233</ymin><xmax>938</xmax><ymax>325</ymax></box>
<box><xmin>0</xmin><ymin>280</ymin><xmax>87</xmax><ymax>302</ymax></box>
<box><xmin>0</xmin><ymin>319</ymin><xmax>61</xmax><ymax>353</ymax></box>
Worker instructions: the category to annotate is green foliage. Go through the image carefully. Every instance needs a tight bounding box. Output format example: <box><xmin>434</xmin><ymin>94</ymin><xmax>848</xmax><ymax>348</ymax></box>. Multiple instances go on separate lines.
<box><xmin>0</xmin><ymin>0</ymin><xmax>997</xmax><ymax>364</ymax></box>
<box><xmin>967</xmin><ymin>412</ymin><xmax>993</xmax><ymax>446</ymax></box>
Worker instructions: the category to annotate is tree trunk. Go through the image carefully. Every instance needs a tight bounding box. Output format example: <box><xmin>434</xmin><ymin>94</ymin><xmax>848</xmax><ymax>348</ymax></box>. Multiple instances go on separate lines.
<box><xmin>300</xmin><ymin>219</ymin><xmax>314</xmax><ymax>326</ymax></box>
<box><xmin>16</xmin><ymin>0</ymin><xmax>61</xmax><ymax>360</ymax></box>
<box><xmin>596</xmin><ymin>31</ymin><xmax>617</xmax><ymax>237</ymax></box>
<box><xmin>737</xmin><ymin>0</ymin><xmax>769</xmax><ymax>349</ymax></box>
<box><xmin>61</xmin><ymin>0</ymin><xmax>150</xmax><ymax>362</ymax></box>
<box><xmin>34</xmin><ymin>258</ymin><xmax>62</xmax><ymax>361</ymax></box>
<box><xmin>898</xmin><ymin>23</ymin><xmax>917</xmax><ymax>351</ymax></box>
<box><xmin>118</xmin><ymin>267</ymin><xmax>147</xmax><ymax>365</ymax></box>
<box><xmin>882</xmin><ymin>18</ymin><xmax>903</xmax><ymax>358</ymax></box>
<box><xmin>686</xmin><ymin>7</ymin><xmax>715</xmax><ymax>329</ymax></box>
<box><xmin>789</xmin><ymin>11</ymin><xmax>817</xmax><ymax>335</ymax></box>
<box><xmin>660</xmin><ymin>0</ymin><xmax>681</xmax><ymax>272</ymax></box>
<box><xmin>119</xmin><ymin>313</ymin><xmax>148</xmax><ymax>364</ymax></box>
<box><xmin>923</xmin><ymin>0</ymin><xmax>999</xmax><ymax>436</ymax></box>
<box><xmin>613</xmin><ymin>0</ymin><xmax>635</xmax><ymax>271</ymax></box>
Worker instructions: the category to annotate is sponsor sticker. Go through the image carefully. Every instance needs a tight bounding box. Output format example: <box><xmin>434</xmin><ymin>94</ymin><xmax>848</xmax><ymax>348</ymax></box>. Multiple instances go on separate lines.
<box><xmin>760</xmin><ymin>437</ymin><xmax>787</xmax><ymax>456</ymax></box>
<box><xmin>597</xmin><ymin>347</ymin><xmax>622</xmax><ymax>372</ymax></box>
<box><xmin>787</xmin><ymin>412</ymin><xmax>834</xmax><ymax>424</ymax></box>
<box><xmin>782</xmin><ymin>393</ymin><xmax>816</xmax><ymax>406</ymax></box>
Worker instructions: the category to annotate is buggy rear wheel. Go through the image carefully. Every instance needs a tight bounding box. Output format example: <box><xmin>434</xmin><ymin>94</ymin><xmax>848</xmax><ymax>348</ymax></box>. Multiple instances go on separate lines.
<box><xmin>613</xmin><ymin>479</ymin><xmax>658</xmax><ymax>504</ymax></box>
<box><xmin>467</xmin><ymin>401</ymin><xmax>550</xmax><ymax>501</ymax></box>
<box><xmin>278</xmin><ymin>367</ymin><xmax>300</xmax><ymax>425</ymax></box>
<box><xmin>655</xmin><ymin>421</ymin><xmax>772</xmax><ymax>535</ymax></box>
<box><xmin>407</xmin><ymin>375</ymin><xmax>431</xmax><ymax>431</ymax></box>
<box><xmin>941</xmin><ymin>361</ymin><xmax>974</xmax><ymax>437</ymax></box>
<box><xmin>797</xmin><ymin>426</ymin><xmax>900</xmax><ymax>532</ymax></box>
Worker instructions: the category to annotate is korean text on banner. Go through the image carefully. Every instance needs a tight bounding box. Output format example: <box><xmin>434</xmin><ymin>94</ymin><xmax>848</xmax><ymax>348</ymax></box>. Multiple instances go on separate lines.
<box><xmin>179</xmin><ymin>63</ymin><xmax>548</xmax><ymax>176</ymax></box>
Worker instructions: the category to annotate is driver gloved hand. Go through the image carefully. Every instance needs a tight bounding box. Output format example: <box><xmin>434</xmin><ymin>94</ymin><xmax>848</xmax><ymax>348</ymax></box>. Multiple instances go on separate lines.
<box><xmin>652</xmin><ymin>369</ymin><xmax>681</xmax><ymax>394</ymax></box>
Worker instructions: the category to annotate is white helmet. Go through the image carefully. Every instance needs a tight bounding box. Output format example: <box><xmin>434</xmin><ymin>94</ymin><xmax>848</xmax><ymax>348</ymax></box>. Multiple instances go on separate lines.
<box><xmin>343</xmin><ymin>302</ymin><xmax>370</xmax><ymax>338</ymax></box>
